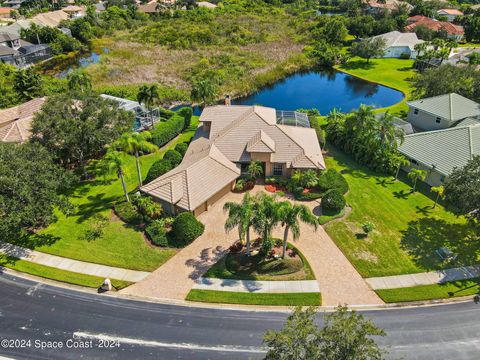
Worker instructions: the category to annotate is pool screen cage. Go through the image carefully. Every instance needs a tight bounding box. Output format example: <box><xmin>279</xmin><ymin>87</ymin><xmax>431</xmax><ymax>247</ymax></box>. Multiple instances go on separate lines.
<box><xmin>276</xmin><ymin>110</ymin><xmax>310</xmax><ymax>128</ymax></box>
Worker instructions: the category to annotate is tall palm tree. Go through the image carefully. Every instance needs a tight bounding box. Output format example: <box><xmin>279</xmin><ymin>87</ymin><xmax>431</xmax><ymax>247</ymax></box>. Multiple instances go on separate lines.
<box><xmin>247</xmin><ymin>160</ymin><xmax>263</xmax><ymax>179</ymax></box>
<box><xmin>223</xmin><ymin>193</ymin><xmax>255</xmax><ymax>256</ymax></box>
<box><xmin>392</xmin><ymin>154</ymin><xmax>410</xmax><ymax>180</ymax></box>
<box><xmin>115</xmin><ymin>132</ymin><xmax>158</xmax><ymax>187</ymax></box>
<box><xmin>101</xmin><ymin>150</ymin><xmax>130</xmax><ymax>202</ymax></box>
<box><xmin>377</xmin><ymin>113</ymin><xmax>404</xmax><ymax>150</ymax></box>
<box><xmin>137</xmin><ymin>85</ymin><xmax>160</xmax><ymax>128</ymax></box>
<box><xmin>252</xmin><ymin>193</ymin><xmax>282</xmax><ymax>250</ymax></box>
<box><xmin>408</xmin><ymin>168</ymin><xmax>427</xmax><ymax>192</ymax></box>
<box><xmin>67</xmin><ymin>70</ymin><xmax>92</xmax><ymax>93</ymax></box>
<box><xmin>278</xmin><ymin>201</ymin><xmax>317</xmax><ymax>258</ymax></box>
<box><xmin>190</xmin><ymin>78</ymin><xmax>218</xmax><ymax>107</ymax></box>
<box><xmin>431</xmin><ymin>185</ymin><xmax>445</xmax><ymax>208</ymax></box>
<box><xmin>414</xmin><ymin>42</ymin><xmax>428</xmax><ymax>59</ymax></box>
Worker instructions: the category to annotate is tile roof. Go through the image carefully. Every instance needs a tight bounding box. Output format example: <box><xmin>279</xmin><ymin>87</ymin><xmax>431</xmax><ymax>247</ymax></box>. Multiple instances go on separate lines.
<box><xmin>31</xmin><ymin>10</ymin><xmax>69</xmax><ymax>28</ymax></box>
<box><xmin>405</xmin><ymin>16</ymin><xmax>464</xmax><ymax>35</ymax></box>
<box><xmin>437</xmin><ymin>9</ymin><xmax>463</xmax><ymax>16</ymax></box>
<box><xmin>0</xmin><ymin>32</ymin><xmax>19</xmax><ymax>42</ymax></box>
<box><xmin>364</xmin><ymin>0</ymin><xmax>413</xmax><ymax>11</ymax></box>
<box><xmin>399</xmin><ymin>124</ymin><xmax>480</xmax><ymax>176</ymax></box>
<box><xmin>407</xmin><ymin>93</ymin><xmax>480</xmax><ymax>122</ymax></box>
<box><xmin>0</xmin><ymin>46</ymin><xmax>18</xmax><ymax>56</ymax></box>
<box><xmin>247</xmin><ymin>130</ymin><xmax>275</xmax><ymax>153</ymax></box>
<box><xmin>0</xmin><ymin>8</ymin><xmax>12</xmax><ymax>15</ymax></box>
<box><xmin>372</xmin><ymin>31</ymin><xmax>423</xmax><ymax>50</ymax></box>
<box><xmin>0</xmin><ymin>97</ymin><xmax>46</xmax><ymax>143</ymax></box>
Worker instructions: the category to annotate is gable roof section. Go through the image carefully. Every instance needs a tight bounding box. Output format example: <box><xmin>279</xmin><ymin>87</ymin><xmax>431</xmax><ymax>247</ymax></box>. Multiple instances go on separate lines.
<box><xmin>405</xmin><ymin>16</ymin><xmax>464</xmax><ymax>35</ymax></box>
<box><xmin>247</xmin><ymin>130</ymin><xmax>275</xmax><ymax>153</ymax></box>
<box><xmin>407</xmin><ymin>93</ymin><xmax>480</xmax><ymax>122</ymax></box>
<box><xmin>398</xmin><ymin>124</ymin><xmax>480</xmax><ymax>176</ymax></box>
<box><xmin>0</xmin><ymin>97</ymin><xmax>46</xmax><ymax>143</ymax></box>
<box><xmin>437</xmin><ymin>9</ymin><xmax>463</xmax><ymax>16</ymax></box>
<box><xmin>372</xmin><ymin>31</ymin><xmax>423</xmax><ymax>50</ymax></box>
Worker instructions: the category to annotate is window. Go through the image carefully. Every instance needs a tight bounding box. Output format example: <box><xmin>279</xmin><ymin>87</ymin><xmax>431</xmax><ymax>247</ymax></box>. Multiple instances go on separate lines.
<box><xmin>436</xmin><ymin>117</ymin><xmax>441</xmax><ymax>124</ymax></box>
<box><xmin>414</xmin><ymin>109</ymin><xmax>419</xmax><ymax>115</ymax></box>
<box><xmin>440</xmin><ymin>176</ymin><xmax>445</xmax><ymax>183</ymax></box>
<box><xmin>240</xmin><ymin>163</ymin><xmax>249</xmax><ymax>175</ymax></box>
<box><xmin>273</xmin><ymin>163</ymin><xmax>283</xmax><ymax>176</ymax></box>
<box><xmin>411</xmin><ymin>159</ymin><xmax>419</xmax><ymax>166</ymax></box>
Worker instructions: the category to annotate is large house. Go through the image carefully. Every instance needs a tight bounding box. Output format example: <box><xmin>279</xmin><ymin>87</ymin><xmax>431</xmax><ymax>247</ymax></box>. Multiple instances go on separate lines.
<box><xmin>437</xmin><ymin>8</ymin><xmax>463</xmax><ymax>22</ymax></box>
<box><xmin>363</xmin><ymin>0</ymin><xmax>413</xmax><ymax>14</ymax></box>
<box><xmin>405</xmin><ymin>15</ymin><xmax>464</xmax><ymax>41</ymax></box>
<box><xmin>399</xmin><ymin>123</ymin><xmax>480</xmax><ymax>186</ymax></box>
<box><xmin>142</xmin><ymin>105</ymin><xmax>326</xmax><ymax>216</ymax></box>
<box><xmin>0</xmin><ymin>32</ymin><xmax>51</xmax><ymax>67</ymax></box>
<box><xmin>406</xmin><ymin>93</ymin><xmax>480</xmax><ymax>131</ymax></box>
<box><xmin>372</xmin><ymin>31</ymin><xmax>423</xmax><ymax>59</ymax></box>
<box><xmin>0</xmin><ymin>97</ymin><xmax>46</xmax><ymax>143</ymax></box>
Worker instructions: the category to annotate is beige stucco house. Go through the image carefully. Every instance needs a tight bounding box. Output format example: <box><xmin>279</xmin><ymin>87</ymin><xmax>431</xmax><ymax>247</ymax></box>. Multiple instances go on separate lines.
<box><xmin>142</xmin><ymin>105</ymin><xmax>326</xmax><ymax>216</ymax></box>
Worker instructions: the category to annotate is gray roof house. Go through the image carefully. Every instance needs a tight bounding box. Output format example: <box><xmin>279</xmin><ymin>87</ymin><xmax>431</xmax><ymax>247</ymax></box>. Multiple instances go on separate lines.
<box><xmin>399</xmin><ymin>123</ymin><xmax>480</xmax><ymax>186</ymax></box>
<box><xmin>406</xmin><ymin>93</ymin><xmax>480</xmax><ymax>131</ymax></box>
<box><xmin>371</xmin><ymin>31</ymin><xmax>424</xmax><ymax>59</ymax></box>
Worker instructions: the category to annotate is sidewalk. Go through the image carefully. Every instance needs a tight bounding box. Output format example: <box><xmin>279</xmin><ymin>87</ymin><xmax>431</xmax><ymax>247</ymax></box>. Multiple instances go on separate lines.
<box><xmin>0</xmin><ymin>242</ymin><xmax>149</xmax><ymax>282</ymax></box>
<box><xmin>193</xmin><ymin>277</ymin><xmax>320</xmax><ymax>293</ymax></box>
<box><xmin>366</xmin><ymin>265</ymin><xmax>480</xmax><ymax>290</ymax></box>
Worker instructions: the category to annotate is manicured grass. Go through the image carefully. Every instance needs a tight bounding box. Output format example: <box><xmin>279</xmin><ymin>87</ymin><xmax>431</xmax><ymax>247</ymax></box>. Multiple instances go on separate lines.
<box><xmin>186</xmin><ymin>290</ymin><xmax>321</xmax><ymax>306</ymax></box>
<box><xmin>0</xmin><ymin>254</ymin><xmax>132</xmax><ymax>289</ymax></box>
<box><xmin>376</xmin><ymin>278</ymin><xmax>480</xmax><ymax>303</ymax></box>
<box><xmin>204</xmin><ymin>243</ymin><xmax>315</xmax><ymax>281</ymax></box>
<box><xmin>335</xmin><ymin>58</ymin><xmax>415</xmax><ymax>116</ymax></box>
<box><xmin>11</xmin><ymin>118</ymin><xmax>199</xmax><ymax>272</ymax></box>
<box><xmin>318</xmin><ymin>208</ymin><xmax>345</xmax><ymax>225</ymax></box>
<box><xmin>324</xmin><ymin>146</ymin><xmax>475</xmax><ymax>278</ymax></box>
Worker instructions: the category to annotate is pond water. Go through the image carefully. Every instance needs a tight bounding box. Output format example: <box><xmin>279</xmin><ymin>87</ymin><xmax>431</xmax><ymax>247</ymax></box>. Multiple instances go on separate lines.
<box><xmin>57</xmin><ymin>49</ymin><xmax>108</xmax><ymax>78</ymax></box>
<box><xmin>176</xmin><ymin>69</ymin><xmax>404</xmax><ymax>116</ymax></box>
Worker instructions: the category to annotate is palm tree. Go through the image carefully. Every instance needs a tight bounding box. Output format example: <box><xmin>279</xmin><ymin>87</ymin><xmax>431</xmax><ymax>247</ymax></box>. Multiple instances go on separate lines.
<box><xmin>431</xmin><ymin>185</ymin><xmax>445</xmax><ymax>208</ymax></box>
<box><xmin>252</xmin><ymin>193</ymin><xmax>282</xmax><ymax>250</ymax></box>
<box><xmin>115</xmin><ymin>132</ymin><xmax>158</xmax><ymax>187</ymax></box>
<box><xmin>101</xmin><ymin>150</ymin><xmax>130</xmax><ymax>202</ymax></box>
<box><xmin>137</xmin><ymin>85</ymin><xmax>160</xmax><ymax>128</ymax></box>
<box><xmin>414</xmin><ymin>42</ymin><xmax>428</xmax><ymax>59</ymax></box>
<box><xmin>247</xmin><ymin>160</ymin><xmax>263</xmax><ymax>180</ymax></box>
<box><xmin>223</xmin><ymin>193</ymin><xmax>255</xmax><ymax>256</ymax></box>
<box><xmin>190</xmin><ymin>78</ymin><xmax>218</xmax><ymax>107</ymax></box>
<box><xmin>67</xmin><ymin>70</ymin><xmax>92</xmax><ymax>93</ymax></box>
<box><xmin>408</xmin><ymin>168</ymin><xmax>427</xmax><ymax>192</ymax></box>
<box><xmin>377</xmin><ymin>113</ymin><xmax>404</xmax><ymax>150</ymax></box>
<box><xmin>392</xmin><ymin>154</ymin><xmax>409</xmax><ymax>180</ymax></box>
<box><xmin>278</xmin><ymin>201</ymin><xmax>317</xmax><ymax>258</ymax></box>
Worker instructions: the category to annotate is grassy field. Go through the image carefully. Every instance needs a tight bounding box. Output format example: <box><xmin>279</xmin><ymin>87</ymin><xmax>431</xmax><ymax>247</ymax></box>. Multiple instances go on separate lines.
<box><xmin>0</xmin><ymin>255</ymin><xmax>132</xmax><ymax>289</ymax></box>
<box><xmin>186</xmin><ymin>290</ymin><xmax>321</xmax><ymax>306</ymax></box>
<box><xmin>10</xmin><ymin>118</ymin><xmax>199</xmax><ymax>272</ymax></box>
<box><xmin>204</xmin><ymin>243</ymin><xmax>315</xmax><ymax>281</ymax></box>
<box><xmin>323</xmin><ymin>147</ymin><xmax>475</xmax><ymax>278</ymax></box>
<box><xmin>376</xmin><ymin>278</ymin><xmax>480</xmax><ymax>303</ymax></box>
<box><xmin>335</xmin><ymin>58</ymin><xmax>416</xmax><ymax>116</ymax></box>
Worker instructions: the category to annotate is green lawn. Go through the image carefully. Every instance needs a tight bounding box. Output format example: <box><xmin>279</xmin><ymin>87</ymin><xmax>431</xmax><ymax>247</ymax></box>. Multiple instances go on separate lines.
<box><xmin>10</xmin><ymin>118</ymin><xmax>199</xmax><ymax>272</ymax></box>
<box><xmin>335</xmin><ymin>58</ymin><xmax>415</xmax><ymax>116</ymax></box>
<box><xmin>204</xmin><ymin>243</ymin><xmax>315</xmax><ymax>281</ymax></box>
<box><xmin>324</xmin><ymin>147</ymin><xmax>476</xmax><ymax>278</ymax></box>
<box><xmin>376</xmin><ymin>278</ymin><xmax>480</xmax><ymax>303</ymax></box>
<box><xmin>0</xmin><ymin>254</ymin><xmax>132</xmax><ymax>289</ymax></box>
<box><xmin>186</xmin><ymin>290</ymin><xmax>321</xmax><ymax>306</ymax></box>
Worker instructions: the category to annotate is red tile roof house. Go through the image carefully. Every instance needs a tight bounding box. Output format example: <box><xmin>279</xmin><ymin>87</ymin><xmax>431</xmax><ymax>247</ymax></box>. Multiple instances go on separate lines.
<box><xmin>405</xmin><ymin>15</ymin><xmax>464</xmax><ymax>41</ymax></box>
<box><xmin>363</xmin><ymin>0</ymin><xmax>413</xmax><ymax>14</ymax></box>
<box><xmin>436</xmin><ymin>8</ymin><xmax>464</xmax><ymax>22</ymax></box>
<box><xmin>0</xmin><ymin>7</ymin><xmax>12</xmax><ymax>19</ymax></box>
<box><xmin>142</xmin><ymin>105</ymin><xmax>326</xmax><ymax>216</ymax></box>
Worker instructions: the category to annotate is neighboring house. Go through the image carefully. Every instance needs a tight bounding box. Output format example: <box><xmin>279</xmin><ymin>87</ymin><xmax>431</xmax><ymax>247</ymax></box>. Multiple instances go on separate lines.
<box><xmin>363</xmin><ymin>0</ymin><xmax>413</xmax><ymax>14</ymax></box>
<box><xmin>0</xmin><ymin>7</ymin><xmax>12</xmax><ymax>18</ymax></box>
<box><xmin>62</xmin><ymin>5</ymin><xmax>86</xmax><ymax>18</ymax></box>
<box><xmin>2</xmin><ymin>0</ymin><xmax>25</xmax><ymax>9</ymax></box>
<box><xmin>437</xmin><ymin>8</ymin><xmax>463</xmax><ymax>22</ymax></box>
<box><xmin>371</xmin><ymin>31</ymin><xmax>423</xmax><ymax>59</ymax></box>
<box><xmin>376</xmin><ymin>113</ymin><xmax>415</xmax><ymax>134</ymax></box>
<box><xmin>0</xmin><ymin>31</ymin><xmax>51</xmax><ymax>67</ymax></box>
<box><xmin>142</xmin><ymin>105</ymin><xmax>326</xmax><ymax>216</ymax></box>
<box><xmin>399</xmin><ymin>123</ymin><xmax>480</xmax><ymax>186</ymax></box>
<box><xmin>197</xmin><ymin>1</ymin><xmax>217</xmax><ymax>9</ymax></box>
<box><xmin>0</xmin><ymin>97</ymin><xmax>46</xmax><ymax>143</ymax></box>
<box><xmin>405</xmin><ymin>15</ymin><xmax>464</xmax><ymax>41</ymax></box>
<box><xmin>0</xmin><ymin>32</ymin><xmax>20</xmax><ymax>49</ymax></box>
<box><xmin>0</xmin><ymin>45</ymin><xmax>19</xmax><ymax>65</ymax></box>
<box><xmin>406</xmin><ymin>93</ymin><xmax>480</xmax><ymax>131</ymax></box>
<box><xmin>138</xmin><ymin>0</ymin><xmax>158</xmax><ymax>13</ymax></box>
<box><xmin>1</xmin><ymin>10</ymin><xmax>70</xmax><ymax>38</ymax></box>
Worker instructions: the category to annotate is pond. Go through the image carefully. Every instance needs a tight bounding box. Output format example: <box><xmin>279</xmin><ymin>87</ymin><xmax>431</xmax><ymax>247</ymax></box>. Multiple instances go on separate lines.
<box><xmin>176</xmin><ymin>69</ymin><xmax>404</xmax><ymax>116</ymax></box>
<box><xmin>57</xmin><ymin>49</ymin><xmax>108</xmax><ymax>78</ymax></box>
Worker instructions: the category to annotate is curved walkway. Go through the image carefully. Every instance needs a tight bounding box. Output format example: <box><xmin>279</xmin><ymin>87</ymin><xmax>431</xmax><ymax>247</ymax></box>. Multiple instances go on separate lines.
<box><xmin>0</xmin><ymin>242</ymin><xmax>149</xmax><ymax>282</ymax></box>
<box><xmin>193</xmin><ymin>277</ymin><xmax>320</xmax><ymax>293</ymax></box>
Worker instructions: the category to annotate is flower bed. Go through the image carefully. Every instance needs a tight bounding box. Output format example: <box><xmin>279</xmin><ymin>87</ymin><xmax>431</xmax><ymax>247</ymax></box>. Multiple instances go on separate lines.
<box><xmin>264</xmin><ymin>184</ymin><xmax>286</xmax><ymax>193</ymax></box>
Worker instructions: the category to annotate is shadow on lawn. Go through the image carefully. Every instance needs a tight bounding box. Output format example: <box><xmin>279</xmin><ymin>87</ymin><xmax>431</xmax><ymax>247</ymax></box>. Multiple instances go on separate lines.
<box><xmin>75</xmin><ymin>193</ymin><xmax>119</xmax><ymax>223</ymax></box>
<box><xmin>400</xmin><ymin>217</ymin><xmax>479</xmax><ymax>271</ymax></box>
<box><xmin>9</xmin><ymin>233</ymin><xmax>60</xmax><ymax>250</ymax></box>
<box><xmin>339</xmin><ymin>60</ymin><xmax>376</xmax><ymax>71</ymax></box>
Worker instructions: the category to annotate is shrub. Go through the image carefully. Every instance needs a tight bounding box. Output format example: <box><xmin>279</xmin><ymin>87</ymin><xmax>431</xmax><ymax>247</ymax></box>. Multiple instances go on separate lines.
<box><xmin>362</xmin><ymin>221</ymin><xmax>375</xmax><ymax>235</ymax></box>
<box><xmin>164</xmin><ymin>149</ymin><xmax>183</xmax><ymax>167</ymax></box>
<box><xmin>175</xmin><ymin>142</ymin><xmax>188</xmax><ymax>156</ymax></box>
<box><xmin>132</xmin><ymin>195</ymin><xmax>163</xmax><ymax>221</ymax></box>
<box><xmin>294</xmin><ymin>192</ymin><xmax>323</xmax><ymax>201</ymax></box>
<box><xmin>177</xmin><ymin>107</ymin><xmax>193</xmax><ymax>130</ymax></box>
<box><xmin>321</xmin><ymin>189</ymin><xmax>346</xmax><ymax>213</ymax></box>
<box><xmin>169</xmin><ymin>212</ymin><xmax>205</xmax><ymax>247</ymax></box>
<box><xmin>150</xmin><ymin>114</ymin><xmax>185</xmax><ymax>147</ymax></box>
<box><xmin>145</xmin><ymin>159</ymin><xmax>173</xmax><ymax>184</ymax></box>
<box><xmin>160</xmin><ymin>108</ymin><xmax>175</xmax><ymax>119</ymax></box>
<box><xmin>114</xmin><ymin>202</ymin><xmax>143</xmax><ymax>225</ymax></box>
<box><xmin>146</xmin><ymin>219</ymin><xmax>169</xmax><ymax>246</ymax></box>
<box><xmin>234</xmin><ymin>178</ymin><xmax>245</xmax><ymax>191</ymax></box>
<box><xmin>317</xmin><ymin>169</ymin><xmax>349</xmax><ymax>195</ymax></box>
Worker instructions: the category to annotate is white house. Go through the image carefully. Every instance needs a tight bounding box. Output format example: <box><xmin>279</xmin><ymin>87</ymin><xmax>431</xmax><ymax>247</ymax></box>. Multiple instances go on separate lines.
<box><xmin>371</xmin><ymin>31</ymin><xmax>424</xmax><ymax>59</ymax></box>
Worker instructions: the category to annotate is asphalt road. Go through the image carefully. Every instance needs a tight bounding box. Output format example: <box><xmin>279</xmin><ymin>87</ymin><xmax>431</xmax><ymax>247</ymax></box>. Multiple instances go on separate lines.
<box><xmin>1</xmin><ymin>272</ymin><xmax>480</xmax><ymax>360</ymax></box>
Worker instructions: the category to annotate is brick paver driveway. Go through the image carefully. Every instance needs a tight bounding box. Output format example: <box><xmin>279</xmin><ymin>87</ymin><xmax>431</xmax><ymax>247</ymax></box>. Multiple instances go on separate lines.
<box><xmin>122</xmin><ymin>187</ymin><xmax>383</xmax><ymax>306</ymax></box>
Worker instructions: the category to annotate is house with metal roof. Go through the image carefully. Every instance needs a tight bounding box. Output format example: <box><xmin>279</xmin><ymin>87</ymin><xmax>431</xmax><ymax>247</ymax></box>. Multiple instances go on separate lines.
<box><xmin>399</xmin><ymin>123</ymin><xmax>480</xmax><ymax>186</ymax></box>
<box><xmin>142</xmin><ymin>105</ymin><xmax>326</xmax><ymax>216</ymax></box>
<box><xmin>371</xmin><ymin>31</ymin><xmax>424</xmax><ymax>59</ymax></box>
<box><xmin>406</xmin><ymin>93</ymin><xmax>480</xmax><ymax>131</ymax></box>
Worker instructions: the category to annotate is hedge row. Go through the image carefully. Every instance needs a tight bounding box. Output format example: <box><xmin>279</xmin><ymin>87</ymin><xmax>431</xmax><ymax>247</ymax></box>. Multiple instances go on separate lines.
<box><xmin>150</xmin><ymin>113</ymin><xmax>185</xmax><ymax>147</ymax></box>
<box><xmin>145</xmin><ymin>159</ymin><xmax>173</xmax><ymax>184</ymax></box>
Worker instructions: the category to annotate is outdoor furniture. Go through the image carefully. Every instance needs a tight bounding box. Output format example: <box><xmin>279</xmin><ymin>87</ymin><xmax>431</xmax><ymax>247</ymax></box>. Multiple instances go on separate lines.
<box><xmin>436</xmin><ymin>247</ymin><xmax>458</xmax><ymax>262</ymax></box>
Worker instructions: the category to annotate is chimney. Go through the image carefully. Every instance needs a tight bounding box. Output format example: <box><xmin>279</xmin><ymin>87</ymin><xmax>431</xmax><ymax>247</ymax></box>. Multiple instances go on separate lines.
<box><xmin>225</xmin><ymin>95</ymin><xmax>231</xmax><ymax>106</ymax></box>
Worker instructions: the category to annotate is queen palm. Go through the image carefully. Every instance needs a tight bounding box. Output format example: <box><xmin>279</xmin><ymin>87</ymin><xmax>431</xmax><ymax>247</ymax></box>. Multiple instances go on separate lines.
<box><xmin>252</xmin><ymin>193</ymin><xmax>282</xmax><ymax>250</ymax></box>
<box><xmin>223</xmin><ymin>193</ymin><xmax>255</xmax><ymax>256</ymax></box>
<box><xmin>414</xmin><ymin>42</ymin><xmax>428</xmax><ymax>59</ymax></box>
<box><xmin>137</xmin><ymin>85</ymin><xmax>160</xmax><ymax>128</ymax></box>
<box><xmin>377</xmin><ymin>113</ymin><xmax>404</xmax><ymax>151</ymax></box>
<box><xmin>408</xmin><ymin>168</ymin><xmax>427</xmax><ymax>192</ymax></box>
<box><xmin>247</xmin><ymin>160</ymin><xmax>263</xmax><ymax>179</ymax></box>
<box><xmin>392</xmin><ymin>154</ymin><xmax>409</xmax><ymax>180</ymax></box>
<box><xmin>101</xmin><ymin>149</ymin><xmax>130</xmax><ymax>202</ymax></box>
<box><xmin>278</xmin><ymin>201</ymin><xmax>318</xmax><ymax>258</ymax></box>
<box><xmin>431</xmin><ymin>185</ymin><xmax>445</xmax><ymax>208</ymax></box>
<box><xmin>115</xmin><ymin>132</ymin><xmax>158</xmax><ymax>187</ymax></box>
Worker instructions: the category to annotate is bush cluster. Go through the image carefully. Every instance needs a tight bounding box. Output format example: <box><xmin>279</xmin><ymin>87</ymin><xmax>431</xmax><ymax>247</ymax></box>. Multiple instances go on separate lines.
<box><xmin>145</xmin><ymin>159</ymin><xmax>173</xmax><ymax>184</ymax></box>
<box><xmin>317</xmin><ymin>169</ymin><xmax>349</xmax><ymax>195</ymax></box>
<box><xmin>164</xmin><ymin>149</ymin><xmax>183</xmax><ymax>167</ymax></box>
<box><xmin>114</xmin><ymin>202</ymin><xmax>144</xmax><ymax>225</ymax></box>
<box><xmin>169</xmin><ymin>212</ymin><xmax>205</xmax><ymax>247</ymax></box>
<box><xmin>150</xmin><ymin>114</ymin><xmax>185</xmax><ymax>148</ymax></box>
<box><xmin>321</xmin><ymin>189</ymin><xmax>346</xmax><ymax>213</ymax></box>
<box><xmin>145</xmin><ymin>219</ymin><xmax>169</xmax><ymax>247</ymax></box>
<box><xmin>175</xmin><ymin>142</ymin><xmax>189</xmax><ymax>156</ymax></box>
<box><xmin>176</xmin><ymin>107</ymin><xmax>193</xmax><ymax>130</ymax></box>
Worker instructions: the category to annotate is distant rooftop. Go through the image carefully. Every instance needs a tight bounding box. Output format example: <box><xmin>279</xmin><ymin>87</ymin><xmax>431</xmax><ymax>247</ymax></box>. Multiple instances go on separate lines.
<box><xmin>407</xmin><ymin>93</ymin><xmax>480</xmax><ymax>122</ymax></box>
